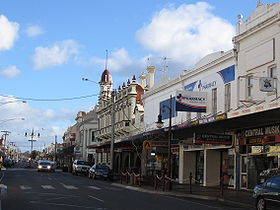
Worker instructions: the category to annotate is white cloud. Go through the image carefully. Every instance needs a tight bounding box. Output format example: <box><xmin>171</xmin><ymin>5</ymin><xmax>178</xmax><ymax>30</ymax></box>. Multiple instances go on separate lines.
<box><xmin>0</xmin><ymin>15</ymin><xmax>19</xmax><ymax>50</ymax></box>
<box><xmin>136</xmin><ymin>2</ymin><xmax>235</xmax><ymax>67</ymax></box>
<box><xmin>32</xmin><ymin>40</ymin><xmax>79</xmax><ymax>70</ymax></box>
<box><xmin>25</xmin><ymin>25</ymin><xmax>44</xmax><ymax>37</ymax></box>
<box><xmin>0</xmin><ymin>66</ymin><xmax>21</xmax><ymax>78</ymax></box>
<box><xmin>0</xmin><ymin>96</ymin><xmax>77</xmax><ymax>152</ymax></box>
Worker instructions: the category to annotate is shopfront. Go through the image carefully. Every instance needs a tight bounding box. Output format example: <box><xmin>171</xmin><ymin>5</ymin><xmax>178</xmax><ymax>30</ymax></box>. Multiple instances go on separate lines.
<box><xmin>238</xmin><ymin>124</ymin><xmax>280</xmax><ymax>189</ymax></box>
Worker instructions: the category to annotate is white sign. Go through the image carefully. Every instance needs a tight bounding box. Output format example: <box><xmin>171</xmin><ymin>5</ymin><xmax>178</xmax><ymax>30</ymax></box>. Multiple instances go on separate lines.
<box><xmin>259</xmin><ymin>77</ymin><xmax>275</xmax><ymax>92</ymax></box>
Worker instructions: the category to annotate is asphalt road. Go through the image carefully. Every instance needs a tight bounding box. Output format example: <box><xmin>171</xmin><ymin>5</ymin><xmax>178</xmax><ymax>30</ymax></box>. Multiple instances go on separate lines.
<box><xmin>0</xmin><ymin>162</ymin><xmax>253</xmax><ymax>210</ymax></box>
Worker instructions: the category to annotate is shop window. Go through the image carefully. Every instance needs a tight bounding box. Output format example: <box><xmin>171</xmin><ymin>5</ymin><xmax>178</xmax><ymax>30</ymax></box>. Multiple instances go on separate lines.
<box><xmin>225</xmin><ymin>83</ymin><xmax>231</xmax><ymax>112</ymax></box>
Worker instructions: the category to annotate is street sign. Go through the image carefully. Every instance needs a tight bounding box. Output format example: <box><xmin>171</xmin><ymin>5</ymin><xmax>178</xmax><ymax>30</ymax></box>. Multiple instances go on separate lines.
<box><xmin>259</xmin><ymin>77</ymin><xmax>275</xmax><ymax>92</ymax></box>
<box><xmin>143</xmin><ymin>140</ymin><xmax>152</xmax><ymax>150</ymax></box>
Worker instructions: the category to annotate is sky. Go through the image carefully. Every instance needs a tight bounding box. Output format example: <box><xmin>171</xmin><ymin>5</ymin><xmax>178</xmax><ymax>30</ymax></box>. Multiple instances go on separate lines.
<box><xmin>0</xmin><ymin>0</ymin><xmax>277</xmax><ymax>152</ymax></box>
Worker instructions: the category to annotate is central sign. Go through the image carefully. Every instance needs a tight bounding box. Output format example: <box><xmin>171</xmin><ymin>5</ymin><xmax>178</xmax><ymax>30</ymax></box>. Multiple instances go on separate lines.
<box><xmin>193</xmin><ymin>133</ymin><xmax>232</xmax><ymax>145</ymax></box>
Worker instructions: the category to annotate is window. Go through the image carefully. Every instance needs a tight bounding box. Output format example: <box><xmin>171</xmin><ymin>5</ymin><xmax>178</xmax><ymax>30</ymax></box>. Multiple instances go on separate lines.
<box><xmin>269</xmin><ymin>66</ymin><xmax>277</xmax><ymax>90</ymax></box>
<box><xmin>225</xmin><ymin>83</ymin><xmax>231</xmax><ymax>112</ymax></box>
<box><xmin>246</xmin><ymin>76</ymin><xmax>253</xmax><ymax>98</ymax></box>
<box><xmin>212</xmin><ymin>88</ymin><xmax>217</xmax><ymax>114</ymax></box>
<box><xmin>91</xmin><ymin>131</ymin><xmax>95</xmax><ymax>142</ymax></box>
<box><xmin>271</xmin><ymin>176</ymin><xmax>280</xmax><ymax>189</ymax></box>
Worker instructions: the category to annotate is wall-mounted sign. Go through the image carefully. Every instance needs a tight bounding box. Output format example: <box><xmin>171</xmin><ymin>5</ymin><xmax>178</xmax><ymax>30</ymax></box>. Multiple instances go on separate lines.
<box><xmin>175</xmin><ymin>90</ymin><xmax>207</xmax><ymax>112</ymax></box>
<box><xmin>259</xmin><ymin>77</ymin><xmax>275</xmax><ymax>92</ymax></box>
<box><xmin>193</xmin><ymin>133</ymin><xmax>232</xmax><ymax>145</ymax></box>
<box><xmin>185</xmin><ymin>65</ymin><xmax>235</xmax><ymax>92</ymax></box>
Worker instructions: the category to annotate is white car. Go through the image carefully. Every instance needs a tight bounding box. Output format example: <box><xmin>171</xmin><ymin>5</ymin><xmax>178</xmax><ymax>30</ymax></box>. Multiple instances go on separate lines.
<box><xmin>72</xmin><ymin>160</ymin><xmax>91</xmax><ymax>175</ymax></box>
<box><xmin>37</xmin><ymin>160</ymin><xmax>56</xmax><ymax>172</ymax></box>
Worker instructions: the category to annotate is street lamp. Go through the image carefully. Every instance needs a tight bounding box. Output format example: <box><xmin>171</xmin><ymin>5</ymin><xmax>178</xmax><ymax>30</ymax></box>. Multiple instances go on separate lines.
<box><xmin>82</xmin><ymin>78</ymin><xmax>99</xmax><ymax>85</ymax></box>
<box><xmin>0</xmin><ymin>117</ymin><xmax>25</xmax><ymax>126</ymax></box>
<box><xmin>0</xmin><ymin>100</ymin><xmax>26</xmax><ymax>106</ymax></box>
<box><xmin>155</xmin><ymin>95</ymin><xmax>172</xmax><ymax>190</ymax></box>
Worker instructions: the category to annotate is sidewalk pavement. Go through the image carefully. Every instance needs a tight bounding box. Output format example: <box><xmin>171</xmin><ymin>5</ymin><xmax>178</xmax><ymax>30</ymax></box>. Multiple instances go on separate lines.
<box><xmin>113</xmin><ymin>180</ymin><xmax>255</xmax><ymax>209</ymax></box>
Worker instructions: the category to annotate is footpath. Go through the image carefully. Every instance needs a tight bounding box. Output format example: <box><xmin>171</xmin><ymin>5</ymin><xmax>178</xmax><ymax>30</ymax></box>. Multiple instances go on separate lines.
<box><xmin>112</xmin><ymin>178</ymin><xmax>255</xmax><ymax>209</ymax></box>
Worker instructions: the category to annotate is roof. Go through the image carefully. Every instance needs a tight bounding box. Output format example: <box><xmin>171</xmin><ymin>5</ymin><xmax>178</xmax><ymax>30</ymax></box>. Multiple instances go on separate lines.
<box><xmin>100</xmin><ymin>69</ymin><xmax>112</xmax><ymax>83</ymax></box>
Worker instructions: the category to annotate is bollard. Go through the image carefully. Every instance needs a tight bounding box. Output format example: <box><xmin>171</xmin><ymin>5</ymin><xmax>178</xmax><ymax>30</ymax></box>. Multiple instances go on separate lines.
<box><xmin>120</xmin><ymin>173</ymin><xmax>123</xmax><ymax>184</ymax></box>
<box><xmin>189</xmin><ymin>172</ymin><xmax>192</xmax><ymax>194</ymax></box>
<box><xmin>126</xmin><ymin>173</ymin><xmax>129</xmax><ymax>184</ymax></box>
<box><xmin>154</xmin><ymin>176</ymin><xmax>157</xmax><ymax>190</ymax></box>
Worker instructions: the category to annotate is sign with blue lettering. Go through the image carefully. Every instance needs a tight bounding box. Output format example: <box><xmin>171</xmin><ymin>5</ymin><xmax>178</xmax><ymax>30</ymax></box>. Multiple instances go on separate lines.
<box><xmin>185</xmin><ymin>65</ymin><xmax>235</xmax><ymax>91</ymax></box>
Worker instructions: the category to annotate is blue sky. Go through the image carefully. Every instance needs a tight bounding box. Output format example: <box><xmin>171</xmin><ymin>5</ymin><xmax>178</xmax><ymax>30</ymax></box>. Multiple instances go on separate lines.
<box><xmin>0</xmin><ymin>0</ymin><xmax>277</xmax><ymax>152</ymax></box>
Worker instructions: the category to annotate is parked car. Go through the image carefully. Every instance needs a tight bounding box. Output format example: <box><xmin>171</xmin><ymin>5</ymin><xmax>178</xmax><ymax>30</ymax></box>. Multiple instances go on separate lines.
<box><xmin>253</xmin><ymin>175</ymin><xmax>280</xmax><ymax>210</ymax></box>
<box><xmin>88</xmin><ymin>164</ymin><xmax>112</xmax><ymax>180</ymax></box>
<box><xmin>259</xmin><ymin>168</ymin><xmax>280</xmax><ymax>183</ymax></box>
<box><xmin>72</xmin><ymin>160</ymin><xmax>91</xmax><ymax>175</ymax></box>
<box><xmin>37</xmin><ymin>160</ymin><xmax>56</xmax><ymax>172</ymax></box>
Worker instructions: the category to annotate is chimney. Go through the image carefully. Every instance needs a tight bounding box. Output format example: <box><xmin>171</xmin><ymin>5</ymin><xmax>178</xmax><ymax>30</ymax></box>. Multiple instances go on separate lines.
<box><xmin>139</xmin><ymin>74</ymin><xmax>147</xmax><ymax>88</ymax></box>
<box><xmin>147</xmin><ymin>66</ymin><xmax>155</xmax><ymax>89</ymax></box>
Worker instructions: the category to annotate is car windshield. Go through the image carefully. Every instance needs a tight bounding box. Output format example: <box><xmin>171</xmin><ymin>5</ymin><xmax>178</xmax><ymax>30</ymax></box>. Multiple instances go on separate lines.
<box><xmin>77</xmin><ymin>161</ymin><xmax>86</xmax><ymax>165</ymax></box>
<box><xmin>39</xmin><ymin>162</ymin><xmax>51</xmax><ymax>165</ymax></box>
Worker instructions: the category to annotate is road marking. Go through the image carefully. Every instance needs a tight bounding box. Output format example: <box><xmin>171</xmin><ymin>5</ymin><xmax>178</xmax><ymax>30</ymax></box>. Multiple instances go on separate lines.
<box><xmin>30</xmin><ymin>201</ymin><xmax>94</xmax><ymax>209</ymax></box>
<box><xmin>0</xmin><ymin>172</ymin><xmax>5</xmax><ymax>182</ymax></box>
<box><xmin>59</xmin><ymin>182</ymin><xmax>78</xmax><ymax>190</ymax></box>
<box><xmin>88</xmin><ymin>186</ymin><xmax>101</xmax><ymax>190</ymax></box>
<box><xmin>88</xmin><ymin>195</ymin><xmax>104</xmax><ymax>202</ymax></box>
<box><xmin>41</xmin><ymin>185</ymin><xmax>55</xmax><ymax>190</ymax></box>
<box><xmin>19</xmin><ymin>185</ymin><xmax>32</xmax><ymax>190</ymax></box>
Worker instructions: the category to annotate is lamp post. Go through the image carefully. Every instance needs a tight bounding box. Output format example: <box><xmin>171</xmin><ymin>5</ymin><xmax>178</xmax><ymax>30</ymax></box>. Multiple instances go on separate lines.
<box><xmin>155</xmin><ymin>94</ymin><xmax>172</xmax><ymax>190</ymax></box>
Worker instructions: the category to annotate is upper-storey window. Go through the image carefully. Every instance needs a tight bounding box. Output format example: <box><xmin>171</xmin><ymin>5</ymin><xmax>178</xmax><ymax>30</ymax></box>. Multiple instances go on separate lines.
<box><xmin>212</xmin><ymin>88</ymin><xmax>217</xmax><ymax>115</ymax></box>
<box><xmin>225</xmin><ymin>83</ymin><xmax>231</xmax><ymax>112</ymax></box>
<box><xmin>246</xmin><ymin>76</ymin><xmax>253</xmax><ymax>98</ymax></box>
<box><xmin>269</xmin><ymin>66</ymin><xmax>277</xmax><ymax>90</ymax></box>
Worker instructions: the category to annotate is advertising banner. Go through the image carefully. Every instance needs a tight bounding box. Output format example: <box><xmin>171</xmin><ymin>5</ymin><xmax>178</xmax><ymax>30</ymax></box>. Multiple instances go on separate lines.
<box><xmin>176</xmin><ymin>90</ymin><xmax>207</xmax><ymax>112</ymax></box>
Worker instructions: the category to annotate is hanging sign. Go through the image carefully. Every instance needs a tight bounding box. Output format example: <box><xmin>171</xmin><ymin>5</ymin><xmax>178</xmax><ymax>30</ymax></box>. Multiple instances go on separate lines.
<box><xmin>175</xmin><ymin>90</ymin><xmax>207</xmax><ymax>113</ymax></box>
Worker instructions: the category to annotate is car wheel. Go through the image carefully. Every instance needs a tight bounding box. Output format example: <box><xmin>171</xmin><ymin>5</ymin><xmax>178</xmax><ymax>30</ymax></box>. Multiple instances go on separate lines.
<box><xmin>256</xmin><ymin>197</ymin><xmax>266</xmax><ymax>210</ymax></box>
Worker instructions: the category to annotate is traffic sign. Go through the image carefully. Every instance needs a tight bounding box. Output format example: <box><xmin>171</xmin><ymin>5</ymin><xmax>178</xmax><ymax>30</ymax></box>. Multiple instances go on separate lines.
<box><xmin>143</xmin><ymin>140</ymin><xmax>152</xmax><ymax>150</ymax></box>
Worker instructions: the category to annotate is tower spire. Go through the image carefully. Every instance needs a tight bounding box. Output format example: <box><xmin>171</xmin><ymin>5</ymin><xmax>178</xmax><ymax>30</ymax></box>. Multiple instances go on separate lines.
<box><xmin>257</xmin><ymin>0</ymin><xmax>261</xmax><ymax>7</ymax></box>
<box><xmin>105</xmin><ymin>49</ymin><xmax>108</xmax><ymax>70</ymax></box>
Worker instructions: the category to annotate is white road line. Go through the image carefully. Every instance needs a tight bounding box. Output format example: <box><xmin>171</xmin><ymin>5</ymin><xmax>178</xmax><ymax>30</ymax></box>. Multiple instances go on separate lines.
<box><xmin>88</xmin><ymin>186</ymin><xmax>101</xmax><ymax>190</ymax></box>
<box><xmin>41</xmin><ymin>185</ymin><xmax>55</xmax><ymax>190</ymax></box>
<box><xmin>59</xmin><ymin>182</ymin><xmax>78</xmax><ymax>190</ymax></box>
<box><xmin>30</xmin><ymin>201</ymin><xmax>94</xmax><ymax>209</ymax></box>
<box><xmin>19</xmin><ymin>185</ymin><xmax>32</xmax><ymax>190</ymax></box>
<box><xmin>0</xmin><ymin>172</ymin><xmax>5</xmax><ymax>182</ymax></box>
<box><xmin>88</xmin><ymin>195</ymin><xmax>104</xmax><ymax>202</ymax></box>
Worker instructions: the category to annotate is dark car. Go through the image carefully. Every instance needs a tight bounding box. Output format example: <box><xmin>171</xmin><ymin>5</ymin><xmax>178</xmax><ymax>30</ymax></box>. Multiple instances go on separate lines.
<box><xmin>88</xmin><ymin>164</ymin><xmax>112</xmax><ymax>180</ymax></box>
<box><xmin>253</xmin><ymin>175</ymin><xmax>280</xmax><ymax>210</ymax></box>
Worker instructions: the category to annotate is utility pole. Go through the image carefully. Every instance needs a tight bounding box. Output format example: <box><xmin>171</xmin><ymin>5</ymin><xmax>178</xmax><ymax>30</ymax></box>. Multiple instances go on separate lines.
<box><xmin>25</xmin><ymin>129</ymin><xmax>40</xmax><ymax>159</ymax></box>
<box><xmin>110</xmin><ymin>90</ymin><xmax>116</xmax><ymax>173</ymax></box>
<box><xmin>54</xmin><ymin>135</ymin><xmax>57</xmax><ymax>162</ymax></box>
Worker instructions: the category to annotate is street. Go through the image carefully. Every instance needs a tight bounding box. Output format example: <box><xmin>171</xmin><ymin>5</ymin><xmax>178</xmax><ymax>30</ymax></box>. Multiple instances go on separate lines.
<box><xmin>0</xmin><ymin>163</ymin><xmax>253</xmax><ymax>210</ymax></box>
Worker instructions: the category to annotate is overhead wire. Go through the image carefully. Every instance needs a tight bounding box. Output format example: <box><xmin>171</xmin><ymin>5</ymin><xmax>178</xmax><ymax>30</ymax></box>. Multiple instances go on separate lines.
<box><xmin>0</xmin><ymin>94</ymin><xmax>98</xmax><ymax>102</ymax></box>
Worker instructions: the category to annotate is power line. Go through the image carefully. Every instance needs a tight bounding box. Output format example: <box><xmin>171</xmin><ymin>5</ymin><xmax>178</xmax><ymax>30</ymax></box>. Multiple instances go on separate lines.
<box><xmin>0</xmin><ymin>94</ymin><xmax>98</xmax><ymax>102</ymax></box>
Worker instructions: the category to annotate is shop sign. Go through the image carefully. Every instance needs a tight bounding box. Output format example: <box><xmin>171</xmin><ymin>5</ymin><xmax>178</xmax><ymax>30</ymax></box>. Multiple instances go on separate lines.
<box><xmin>171</xmin><ymin>147</ymin><xmax>179</xmax><ymax>154</ymax></box>
<box><xmin>240</xmin><ymin>136</ymin><xmax>277</xmax><ymax>145</ymax></box>
<box><xmin>238</xmin><ymin>124</ymin><xmax>280</xmax><ymax>139</ymax></box>
<box><xmin>143</xmin><ymin>140</ymin><xmax>152</xmax><ymax>150</ymax></box>
<box><xmin>193</xmin><ymin>133</ymin><xmax>232</xmax><ymax>145</ymax></box>
<box><xmin>267</xmin><ymin>146</ymin><xmax>280</xmax><ymax>156</ymax></box>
